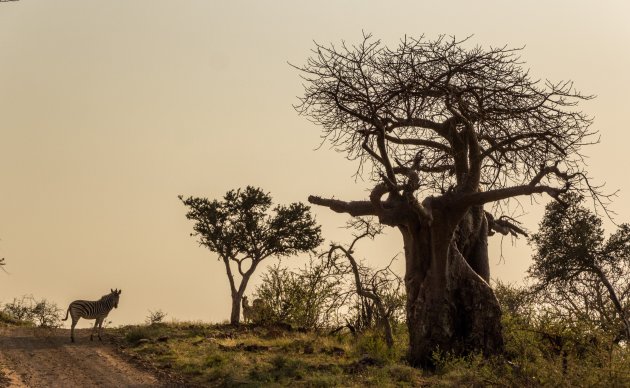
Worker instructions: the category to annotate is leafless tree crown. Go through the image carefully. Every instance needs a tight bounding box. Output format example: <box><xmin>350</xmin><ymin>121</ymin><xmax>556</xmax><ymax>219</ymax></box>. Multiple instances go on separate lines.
<box><xmin>295</xmin><ymin>34</ymin><xmax>601</xmax><ymax>217</ymax></box>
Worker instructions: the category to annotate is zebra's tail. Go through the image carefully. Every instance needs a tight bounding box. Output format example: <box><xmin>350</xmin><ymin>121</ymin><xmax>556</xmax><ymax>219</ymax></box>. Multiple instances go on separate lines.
<box><xmin>62</xmin><ymin>306</ymin><xmax>70</xmax><ymax>321</ymax></box>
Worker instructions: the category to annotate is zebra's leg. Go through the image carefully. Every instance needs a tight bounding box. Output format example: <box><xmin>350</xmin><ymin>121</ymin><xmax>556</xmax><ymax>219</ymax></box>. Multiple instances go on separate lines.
<box><xmin>97</xmin><ymin>318</ymin><xmax>104</xmax><ymax>341</ymax></box>
<box><xmin>71</xmin><ymin>318</ymin><xmax>78</xmax><ymax>343</ymax></box>
<box><xmin>90</xmin><ymin>319</ymin><xmax>99</xmax><ymax>341</ymax></box>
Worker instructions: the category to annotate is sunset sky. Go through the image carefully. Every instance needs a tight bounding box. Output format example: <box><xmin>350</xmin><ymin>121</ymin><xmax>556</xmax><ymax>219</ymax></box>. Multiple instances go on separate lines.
<box><xmin>1</xmin><ymin>1</ymin><xmax>629</xmax><ymax>327</ymax></box>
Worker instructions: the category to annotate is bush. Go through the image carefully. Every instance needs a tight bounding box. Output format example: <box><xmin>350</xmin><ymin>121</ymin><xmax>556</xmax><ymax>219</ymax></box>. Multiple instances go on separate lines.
<box><xmin>145</xmin><ymin>309</ymin><xmax>167</xmax><ymax>325</ymax></box>
<box><xmin>0</xmin><ymin>310</ymin><xmax>31</xmax><ymax>326</ymax></box>
<box><xmin>353</xmin><ymin>330</ymin><xmax>395</xmax><ymax>364</ymax></box>
<box><xmin>2</xmin><ymin>295</ymin><xmax>62</xmax><ymax>328</ymax></box>
<box><xmin>255</xmin><ymin>260</ymin><xmax>344</xmax><ymax>329</ymax></box>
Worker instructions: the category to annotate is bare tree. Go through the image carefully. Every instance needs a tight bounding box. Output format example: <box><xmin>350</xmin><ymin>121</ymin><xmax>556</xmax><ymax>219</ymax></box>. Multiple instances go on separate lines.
<box><xmin>294</xmin><ymin>34</ymin><xmax>600</xmax><ymax>365</ymax></box>
<box><xmin>180</xmin><ymin>186</ymin><xmax>322</xmax><ymax>324</ymax></box>
<box><xmin>327</xmin><ymin>217</ymin><xmax>404</xmax><ymax>348</ymax></box>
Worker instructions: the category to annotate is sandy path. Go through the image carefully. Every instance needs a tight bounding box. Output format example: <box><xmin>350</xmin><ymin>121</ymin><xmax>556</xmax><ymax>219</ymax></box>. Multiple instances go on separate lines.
<box><xmin>0</xmin><ymin>327</ymin><xmax>159</xmax><ymax>387</ymax></box>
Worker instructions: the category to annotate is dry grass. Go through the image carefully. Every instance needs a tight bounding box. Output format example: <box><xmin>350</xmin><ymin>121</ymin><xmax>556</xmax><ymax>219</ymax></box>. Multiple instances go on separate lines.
<box><xmin>110</xmin><ymin>318</ymin><xmax>630</xmax><ymax>387</ymax></box>
<box><xmin>112</xmin><ymin>322</ymin><xmax>425</xmax><ymax>387</ymax></box>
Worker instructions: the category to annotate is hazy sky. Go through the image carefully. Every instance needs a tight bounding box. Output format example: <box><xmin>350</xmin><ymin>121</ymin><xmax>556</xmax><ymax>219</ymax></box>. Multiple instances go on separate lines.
<box><xmin>1</xmin><ymin>1</ymin><xmax>629</xmax><ymax>327</ymax></box>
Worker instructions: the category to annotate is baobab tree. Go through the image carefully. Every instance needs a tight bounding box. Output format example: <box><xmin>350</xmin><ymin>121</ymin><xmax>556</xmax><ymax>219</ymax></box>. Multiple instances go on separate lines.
<box><xmin>294</xmin><ymin>34</ymin><xmax>600</xmax><ymax>366</ymax></box>
<box><xmin>180</xmin><ymin>187</ymin><xmax>322</xmax><ymax>324</ymax></box>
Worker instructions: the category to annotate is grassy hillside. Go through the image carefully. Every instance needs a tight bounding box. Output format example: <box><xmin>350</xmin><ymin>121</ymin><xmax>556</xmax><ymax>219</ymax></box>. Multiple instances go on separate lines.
<box><xmin>112</xmin><ymin>322</ymin><xmax>423</xmax><ymax>387</ymax></box>
<box><xmin>109</xmin><ymin>317</ymin><xmax>630</xmax><ymax>387</ymax></box>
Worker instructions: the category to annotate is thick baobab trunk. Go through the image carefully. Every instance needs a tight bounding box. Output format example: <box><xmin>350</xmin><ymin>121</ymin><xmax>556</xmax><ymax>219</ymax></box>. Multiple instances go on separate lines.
<box><xmin>402</xmin><ymin>206</ymin><xmax>503</xmax><ymax>367</ymax></box>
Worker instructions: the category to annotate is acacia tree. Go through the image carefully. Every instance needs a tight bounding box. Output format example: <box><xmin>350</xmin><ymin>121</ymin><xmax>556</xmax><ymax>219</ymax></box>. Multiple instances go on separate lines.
<box><xmin>529</xmin><ymin>194</ymin><xmax>630</xmax><ymax>342</ymax></box>
<box><xmin>295</xmin><ymin>35</ymin><xmax>599</xmax><ymax>365</ymax></box>
<box><xmin>180</xmin><ymin>186</ymin><xmax>322</xmax><ymax>324</ymax></box>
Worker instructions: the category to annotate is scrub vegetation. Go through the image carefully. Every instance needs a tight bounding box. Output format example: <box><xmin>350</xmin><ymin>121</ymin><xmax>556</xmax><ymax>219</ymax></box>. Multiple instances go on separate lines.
<box><xmin>110</xmin><ymin>299</ymin><xmax>630</xmax><ymax>387</ymax></box>
<box><xmin>108</xmin><ymin>197</ymin><xmax>630</xmax><ymax>386</ymax></box>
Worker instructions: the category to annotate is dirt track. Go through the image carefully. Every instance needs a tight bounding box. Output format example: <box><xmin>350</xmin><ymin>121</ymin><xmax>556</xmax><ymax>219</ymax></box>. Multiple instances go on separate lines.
<box><xmin>0</xmin><ymin>326</ymin><xmax>160</xmax><ymax>387</ymax></box>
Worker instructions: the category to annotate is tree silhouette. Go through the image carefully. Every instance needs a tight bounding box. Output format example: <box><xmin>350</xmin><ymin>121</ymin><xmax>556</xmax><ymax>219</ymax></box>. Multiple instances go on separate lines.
<box><xmin>295</xmin><ymin>34</ymin><xmax>601</xmax><ymax>365</ymax></box>
<box><xmin>180</xmin><ymin>186</ymin><xmax>322</xmax><ymax>324</ymax></box>
<box><xmin>326</xmin><ymin>217</ymin><xmax>402</xmax><ymax>349</ymax></box>
<box><xmin>530</xmin><ymin>194</ymin><xmax>630</xmax><ymax>342</ymax></box>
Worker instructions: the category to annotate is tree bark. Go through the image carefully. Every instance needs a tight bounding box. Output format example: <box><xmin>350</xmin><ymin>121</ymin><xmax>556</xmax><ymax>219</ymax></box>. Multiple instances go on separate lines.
<box><xmin>309</xmin><ymin>194</ymin><xmax>504</xmax><ymax>366</ymax></box>
<box><xmin>402</xmin><ymin>204</ymin><xmax>503</xmax><ymax>367</ymax></box>
<box><xmin>593</xmin><ymin>266</ymin><xmax>630</xmax><ymax>341</ymax></box>
<box><xmin>230</xmin><ymin>292</ymin><xmax>242</xmax><ymax>325</ymax></box>
<box><xmin>229</xmin><ymin>273</ymin><xmax>253</xmax><ymax>325</ymax></box>
<box><xmin>340</xmin><ymin>244</ymin><xmax>395</xmax><ymax>348</ymax></box>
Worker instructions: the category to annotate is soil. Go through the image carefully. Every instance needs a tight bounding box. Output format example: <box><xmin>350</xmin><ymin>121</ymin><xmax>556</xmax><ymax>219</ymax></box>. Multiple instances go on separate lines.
<box><xmin>0</xmin><ymin>326</ymin><xmax>160</xmax><ymax>387</ymax></box>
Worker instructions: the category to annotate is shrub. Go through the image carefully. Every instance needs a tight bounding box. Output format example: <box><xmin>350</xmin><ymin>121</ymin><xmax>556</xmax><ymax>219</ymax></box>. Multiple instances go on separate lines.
<box><xmin>0</xmin><ymin>310</ymin><xmax>31</xmax><ymax>326</ymax></box>
<box><xmin>2</xmin><ymin>295</ymin><xmax>62</xmax><ymax>328</ymax></box>
<box><xmin>353</xmin><ymin>330</ymin><xmax>394</xmax><ymax>364</ymax></box>
<box><xmin>255</xmin><ymin>259</ymin><xmax>344</xmax><ymax>329</ymax></box>
<box><xmin>31</xmin><ymin>299</ymin><xmax>62</xmax><ymax>328</ymax></box>
<box><xmin>145</xmin><ymin>309</ymin><xmax>167</xmax><ymax>325</ymax></box>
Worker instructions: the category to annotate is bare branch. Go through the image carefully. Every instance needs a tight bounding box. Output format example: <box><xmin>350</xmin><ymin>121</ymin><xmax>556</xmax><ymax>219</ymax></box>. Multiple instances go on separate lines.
<box><xmin>308</xmin><ymin>195</ymin><xmax>377</xmax><ymax>217</ymax></box>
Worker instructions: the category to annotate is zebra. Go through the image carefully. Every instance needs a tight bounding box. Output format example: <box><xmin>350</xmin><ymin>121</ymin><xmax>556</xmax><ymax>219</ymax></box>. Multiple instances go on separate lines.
<box><xmin>62</xmin><ymin>288</ymin><xmax>122</xmax><ymax>343</ymax></box>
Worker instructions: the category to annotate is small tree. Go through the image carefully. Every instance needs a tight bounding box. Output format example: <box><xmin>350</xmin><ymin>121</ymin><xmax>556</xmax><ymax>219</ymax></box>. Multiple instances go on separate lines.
<box><xmin>180</xmin><ymin>186</ymin><xmax>322</xmax><ymax>324</ymax></box>
<box><xmin>529</xmin><ymin>194</ymin><xmax>630</xmax><ymax>342</ymax></box>
<box><xmin>326</xmin><ymin>217</ymin><xmax>404</xmax><ymax>348</ymax></box>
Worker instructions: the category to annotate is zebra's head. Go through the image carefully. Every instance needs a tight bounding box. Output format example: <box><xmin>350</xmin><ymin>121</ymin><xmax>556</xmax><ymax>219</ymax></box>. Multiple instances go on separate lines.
<box><xmin>110</xmin><ymin>288</ymin><xmax>122</xmax><ymax>308</ymax></box>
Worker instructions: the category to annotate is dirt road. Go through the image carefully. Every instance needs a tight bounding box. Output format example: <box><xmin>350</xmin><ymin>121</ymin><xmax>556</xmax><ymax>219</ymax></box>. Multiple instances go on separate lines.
<box><xmin>0</xmin><ymin>326</ymin><xmax>160</xmax><ymax>387</ymax></box>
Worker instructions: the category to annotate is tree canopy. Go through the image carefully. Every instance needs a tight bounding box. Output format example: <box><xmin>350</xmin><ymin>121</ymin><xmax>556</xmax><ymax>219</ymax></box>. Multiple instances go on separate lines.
<box><xmin>529</xmin><ymin>194</ymin><xmax>630</xmax><ymax>340</ymax></box>
<box><xmin>296</xmin><ymin>34</ymin><xmax>598</xmax><ymax>216</ymax></box>
<box><xmin>180</xmin><ymin>186</ymin><xmax>322</xmax><ymax>324</ymax></box>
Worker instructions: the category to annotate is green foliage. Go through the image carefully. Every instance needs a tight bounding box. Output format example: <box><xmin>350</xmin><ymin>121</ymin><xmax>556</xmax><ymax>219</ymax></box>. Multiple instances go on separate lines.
<box><xmin>432</xmin><ymin>320</ymin><xmax>630</xmax><ymax>387</ymax></box>
<box><xmin>249</xmin><ymin>355</ymin><xmax>307</xmax><ymax>383</ymax></box>
<box><xmin>493</xmin><ymin>280</ymin><xmax>534</xmax><ymax>322</ymax></box>
<box><xmin>0</xmin><ymin>310</ymin><xmax>32</xmax><ymax>327</ymax></box>
<box><xmin>255</xmin><ymin>259</ymin><xmax>344</xmax><ymax>329</ymax></box>
<box><xmin>352</xmin><ymin>330</ymin><xmax>395</xmax><ymax>364</ymax></box>
<box><xmin>112</xmin><ymin>316</ymin><xmax>630</xmax><ymax>387</ymax></box>
<box><xmin>180</xmin><ymin>186</ymin><xmax>324</xmax><ymax>324</ymax></box>
<box><xmin>123</xmin><ymin>324</ymin><xmax>170</xmax><ymax>345</ymax></box>
<box><xmin>113</xmin><ymin>321</ymin><xmax>427</xmax><ymax>387</ymax></box>
<box><xmin>1</xmin><ymin>295</ymin><xmax>62</xmax><ymax>328</ymax></box>
<box><xmin>530</xmin><ymin>194</ymin><xmax>605</xmax><ymax>283</ymax></box>
<box><xmin>529</xmin><ymin>193</ymin><xmax>630</xmax><ymax>340</ymax></box>
<box><xmin>179</xmin><ymin>186</ymin><xmax>323</xmax><ymax>261</ymax></box>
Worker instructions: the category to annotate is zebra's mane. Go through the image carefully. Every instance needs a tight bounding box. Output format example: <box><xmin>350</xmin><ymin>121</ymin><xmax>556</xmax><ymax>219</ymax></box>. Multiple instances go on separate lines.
<box><xmin>99</xmin><ymin>293</ymin><xmax>114</xmax><ymax>301</ymax></box>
